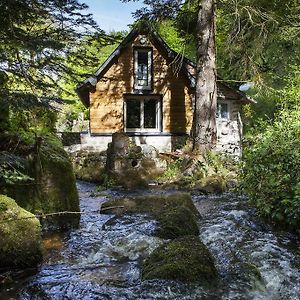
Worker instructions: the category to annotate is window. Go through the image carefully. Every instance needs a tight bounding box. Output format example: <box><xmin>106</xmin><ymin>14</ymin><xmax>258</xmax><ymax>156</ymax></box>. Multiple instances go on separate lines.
<box><xmin>217</xmin><ymin>102</ymin><xmax>229</xmax><ymax>120</ymax></box>
<box><xmin>134</xmin><ymin>49</ymin><xmax>152</xmax><ymax>90</ymax></box>
<box><xmin>125</xmin><ymin>97</ymin><xmax>161</xmax><ymax>132</ymax></box>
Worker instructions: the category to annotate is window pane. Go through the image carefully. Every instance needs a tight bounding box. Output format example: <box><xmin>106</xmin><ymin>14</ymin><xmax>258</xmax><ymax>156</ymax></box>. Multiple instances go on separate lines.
<box><xmin>138</xmin><ymin>51</ymin><xmax>148</xmax><ymax>66</ymax></box>
<box><xmin>126</xmin><ymin>100</ymin><xmax>140</xmax><ymax>128</ymax></box>
<box><xmin>217</xmin><ymin>103</ymin><xmax>229</xmax><ymax>119</ymax></box>
<box><xmin>144</xmin><ymin>99</ymin><xmax>157</xmax><ymax>128</ymax></box>
<box><xmin>137</xmin><ymin>51</ymin><xmax>149</xmax><ymax>87</ymax></box>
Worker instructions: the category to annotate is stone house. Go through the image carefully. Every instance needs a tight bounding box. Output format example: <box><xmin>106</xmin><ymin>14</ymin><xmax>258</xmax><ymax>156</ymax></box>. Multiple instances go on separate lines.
<box><xmin>76</xmin><ymin>26</ymin><xmax>254</xmax><ymax>156</ymax></box>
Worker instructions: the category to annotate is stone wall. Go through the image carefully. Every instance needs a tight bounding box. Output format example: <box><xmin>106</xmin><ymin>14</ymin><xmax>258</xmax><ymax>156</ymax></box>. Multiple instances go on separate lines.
<box><xmin>215</xmin><ymin>100</ymin><xmax>243</xmax><ymax>157</ymax></box>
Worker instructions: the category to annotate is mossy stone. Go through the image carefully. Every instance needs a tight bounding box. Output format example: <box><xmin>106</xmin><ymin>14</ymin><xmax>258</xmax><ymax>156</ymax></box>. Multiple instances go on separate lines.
<box><xmin>106</xmin><ymin>133</ymin><xmax>166</xmax><ymax>188</ymax></box>
<box><xmin>0</xmin><ymin>195</ymin><xmax>43</xmax><ymax>268</ymax></box>
<box><xmin>101</xmin><ymin>193</ymin><xmax>200</xmax><ymax>239</ymax></box>
<box><xmin>101</xmin><ymin>192</ymin><xmax>199</xmax><ymax>216</ymax></box>
<box><xmin>0</xmin><ymin>136</ymin><xmax>80</xmax><ymax>230</ymax></box>
<box><xmin>197</xmin><ymin>175</ymin><xmax>227</xmax><ymax>194</ymax></box>
<box><xmin>142</xmin><ymin>236</ymin><xmax>217</xmax><ymax>282</ymax></box>
<box><xmin>156</xmin><ymin>206</ymin><xmax>199</xmax><ymax>239</ymax></box>
<box><xmin>70</xmin><ymin>151</ymin><xmax>106</xmax><ymax>183</ymax></box>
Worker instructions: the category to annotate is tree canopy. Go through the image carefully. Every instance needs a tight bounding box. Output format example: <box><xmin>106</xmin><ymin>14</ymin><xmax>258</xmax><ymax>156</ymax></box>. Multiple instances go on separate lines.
<box><xmin>0</xmin><ymin>0</ymin><xmax>119</xmax><ymax>132</ymax></box>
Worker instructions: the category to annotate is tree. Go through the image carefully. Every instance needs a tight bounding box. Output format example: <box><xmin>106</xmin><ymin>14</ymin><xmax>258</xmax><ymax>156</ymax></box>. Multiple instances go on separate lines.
<box><xmin>192</xmin><ymin>0</ymin><xmax>217</xmax><ymax>152</ymax></box>
<box><xmin>0</xmin><ymin>0</ymin><xmax>114</xmax><ymax>132</ymax></box>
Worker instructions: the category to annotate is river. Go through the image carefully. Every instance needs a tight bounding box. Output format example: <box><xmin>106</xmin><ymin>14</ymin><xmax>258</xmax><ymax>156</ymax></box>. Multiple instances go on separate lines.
<box><xmin>0</xmin><ymin>181</ymin><xmax>299</xmax><ymax>299</ymax></box>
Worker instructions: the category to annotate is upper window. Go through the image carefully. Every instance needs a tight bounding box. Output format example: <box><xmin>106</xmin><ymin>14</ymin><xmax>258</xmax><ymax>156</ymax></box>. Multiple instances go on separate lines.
<box><xmin>125</xmin><ymin>97</ymin><xmax>161</xmax><ymax>132</ymax></box>
<box><xmin>134</xmin><ymin>49</ymin><xmax>152</xmax><ymax>90</ymax></box>
<box><xmin>217</xmin><ymin>102</ymin><xmax>229</xmax><ymax>120</ymax></box>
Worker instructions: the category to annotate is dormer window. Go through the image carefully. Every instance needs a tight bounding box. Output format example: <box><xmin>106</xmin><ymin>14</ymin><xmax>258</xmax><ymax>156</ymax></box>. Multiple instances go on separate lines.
<box><xmin>134</xmin><ymin>48</ymin><xmax>152</xmax><ymax>90</ymax></box>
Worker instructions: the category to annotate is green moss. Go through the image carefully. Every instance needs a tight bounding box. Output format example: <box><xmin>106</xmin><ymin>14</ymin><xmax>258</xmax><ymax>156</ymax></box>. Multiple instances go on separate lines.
<box><xmin>156</xmin><ymin>206</ymin><xmax>199</xmax><ymax>239</ymax></box>
<box><xmin>0</xmin><ymin>135</ymin><xmax>79</xmax><ymax>230</ymax></box>
<box><xmin>101</xmin><ymin>192</ymin><xmax>199</xmax><ymax>217</ymax></box>
<box><xmin>142</xmin><ymin>236</ymin><xmax>217</xmax><ymax>282</ymax></box>
<box><xmin>0</xmin><ymin>194</ymin><xmax>42</xmax><ymax>268</ymax></box>
<box><xmin>197</xmin><ymin>175</ymin><xmax>227</xmax><ymax>194</ymax></box>
<box><xmin>71</xmin><ymin>151</ymin><xmax>106</xmax><ymax>183</ymax></box>
<box><xmin>37</xmin><ymin>141</ymin><xmax>79</xmax><ymax>229</ymax></box>
<box><xmin>101</xmin><ymin>193</ymin><xmax>200</xmax><ymax>239</ymax></box>
<box><xmin>156</xmin><ymin>151</ymin><xmax>239</xmax><ymax>193</ymax></box>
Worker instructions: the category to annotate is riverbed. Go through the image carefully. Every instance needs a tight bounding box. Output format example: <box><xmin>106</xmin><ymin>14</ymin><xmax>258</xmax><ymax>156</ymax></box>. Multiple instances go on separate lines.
<box><xmin>0</xmin><ymin>181</ymin><xmax>299</xmax><ymax>299</ymax></box>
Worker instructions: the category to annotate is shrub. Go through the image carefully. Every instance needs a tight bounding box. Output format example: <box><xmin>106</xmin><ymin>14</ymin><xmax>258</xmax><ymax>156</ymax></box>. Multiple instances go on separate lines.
<box><xmin>241</xmin><ymin>109</ymin><xmax>300</xmax><ymax>228</ymax></box>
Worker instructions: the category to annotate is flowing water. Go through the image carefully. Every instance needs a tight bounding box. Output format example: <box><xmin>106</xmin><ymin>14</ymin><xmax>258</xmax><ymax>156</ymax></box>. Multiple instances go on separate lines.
<box><xmin>0</xmin><ymin>181</ymin><xmax>299</xmax><ymax>299</ymax></box>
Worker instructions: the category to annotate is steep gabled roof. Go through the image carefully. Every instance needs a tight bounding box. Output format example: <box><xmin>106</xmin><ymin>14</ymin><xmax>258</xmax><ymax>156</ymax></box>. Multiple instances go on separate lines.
<box><xmin>76</xmin><ymin>26</ymin><xmax>254</xmax><ymax>107</ymax></box>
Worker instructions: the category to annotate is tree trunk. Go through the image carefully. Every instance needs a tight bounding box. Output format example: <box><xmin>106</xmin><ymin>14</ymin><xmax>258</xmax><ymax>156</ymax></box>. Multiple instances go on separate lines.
<box><xmin>192</xmin><ymin>0</ymin><xmax>217</xmax><ymax>153</ymax></box>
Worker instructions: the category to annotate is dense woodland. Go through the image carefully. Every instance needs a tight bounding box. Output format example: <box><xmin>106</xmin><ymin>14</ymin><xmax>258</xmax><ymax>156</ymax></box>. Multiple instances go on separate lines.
<box><xmin>0</xmin><ymin>0</ymin><xmax>299</xmax><ymax>228</ymax></box>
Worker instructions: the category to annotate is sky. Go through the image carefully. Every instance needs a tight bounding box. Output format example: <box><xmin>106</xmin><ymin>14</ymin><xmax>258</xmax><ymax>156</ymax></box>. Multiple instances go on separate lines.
<box><xmin>81</xmin><ymin>0</ymin><xmax>144</xmax><ymax>32</ymax></box>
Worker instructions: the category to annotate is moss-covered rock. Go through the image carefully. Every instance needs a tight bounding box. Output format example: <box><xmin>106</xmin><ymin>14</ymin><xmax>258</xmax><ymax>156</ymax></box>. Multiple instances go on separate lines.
<box><xmin>101</xmin><ymin>193</ymin><xmax>200</xmax><ymax>239</ymax></box>
<box><xmin>101</xmin><ymin>192</ymin><xmax>199</xmax><ymax>217</ymax></box>
<box><xmin>70</xmin><ymin>151</ymin><xmax>106</xmax><ymax>182</ymax></box>
<box><xmin>0</xmin><ymin>195</ymin><xmax>42</xmax><ymax>268</ymax></box>
<box><xmin>0</xmin><ymin>135</ymin><xmax>80</xmax><ymax>230</ymax></box>
<box><xmin>157</xmin><ymin>151</ymin><xmax>239</xmax><ymax>193</ymax></box>
<box><xmin>156</xmin><ymin>206</ymin><xmax>199</xmax><ymax>239</ymax></box>
<box><xmin>196</xmin><ymin>175</ymin><xmax>227</xmax><ymax>194</ymax></box>
<box><xmin>142</xmin><ymin>236</ymin><xmax>217</xmax><ymax>282</ymax></box>
<box><xmin>106</xmin><ymin>133</ymin><xmax>166</xmax><ymax>188</ymax></box>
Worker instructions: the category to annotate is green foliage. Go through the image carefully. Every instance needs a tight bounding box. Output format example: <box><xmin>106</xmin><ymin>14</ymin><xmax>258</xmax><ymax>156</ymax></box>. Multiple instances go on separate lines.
<box><xmin>241</xmin><ymin>109</ymin><xmax>300</xmax><ymax>228</ymax></box>
<box><xmin>216</xmin><ymin>0</ymin><xmax>300</xmax><ymax>122</ymax></box>
<box><xmin>9</xmin><ymin>106</ymin><xmax>57</xmax><ymax>134</ymax></box>
<box><xmin>0</xmin><ymin>132</ymin><xmax>63</xmax><ymax>186</ymax></box>
<box><xmin>157</xmin><ymin>19</ymin><xmax>196</xmax><ymax>62</ymax></box>
<box><xmin>157</xmin><ymin>158</ymin><xmax>183</xmax><ymax>182</ymax></box>
<box><xmin>97</xmin><ymin>173</ymin><xmax>117</xmax><ymax>190</ymax></box>
<box><xmin>57</xmin><ymin>32</ymin><xmax>125</xmax><ymax>128</ymax></box>
<box><xmin>0</xmin><ymin>0</ymin><xmax>98</xmax><ymax>99</ymax></box>
<box><xmin>0</xmin><ymin>0</ymin><xmax>121</xmax><ymax>133</ymax></box>
<box><xmin>0</xmin><ymin>153</ymin><xmax>33</xmax><ymax>185</ymax></box>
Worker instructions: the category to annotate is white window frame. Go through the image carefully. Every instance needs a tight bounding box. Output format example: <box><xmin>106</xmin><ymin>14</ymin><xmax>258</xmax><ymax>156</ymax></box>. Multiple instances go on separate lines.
<box><xmin>216</xmin><ymin>101</ymin><xmax>230</xmax><ymax>120</ymax></box>
<box><xmin>134</xmin><ymin>48</ymin><xmax>152</xmax><ymax>90</ymax></box>
<box><xmin>124</xmin><ymin>96</ymin><xmax>161</xmax><ymax>133</ymax></box>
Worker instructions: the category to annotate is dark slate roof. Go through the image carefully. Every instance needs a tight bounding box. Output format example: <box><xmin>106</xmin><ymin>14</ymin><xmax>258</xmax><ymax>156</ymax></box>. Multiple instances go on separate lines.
<box><xmin>76</xmin><ymin>26</ymin><xmax>255</xmax><ymax>107</ymax></box>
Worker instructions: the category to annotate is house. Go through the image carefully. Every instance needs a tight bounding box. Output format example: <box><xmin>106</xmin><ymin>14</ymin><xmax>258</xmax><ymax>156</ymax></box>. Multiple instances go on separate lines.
<box><xmin>76</xmin><ymin>26</ymin><xmax>254</xmax><ymax>156</ymax></box>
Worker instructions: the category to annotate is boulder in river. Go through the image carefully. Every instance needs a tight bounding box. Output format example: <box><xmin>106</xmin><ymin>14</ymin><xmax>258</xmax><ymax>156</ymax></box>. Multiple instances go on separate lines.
<box><xmin>101</xmin><ymin>192</ymin><xmax>200</xmax><ymax>239</ymax></box>
<box><xmin>0</xmin><ymin>195</ymin><xmax>42</xmax><ymax>269</ymax></box>
<box><xmin>142</xmin><ymin>236</ymin><xmax>217</xmax><ymax>282</ymax></box>
<box><xmin>155</xmin><ymin>205</ymin><xmax>199</xmax><ymax>239</ymax></box>
<box><xmin>0</xmin><ymin>134</ymin><xmax>80</xmax><ymax>231</ymax></box>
